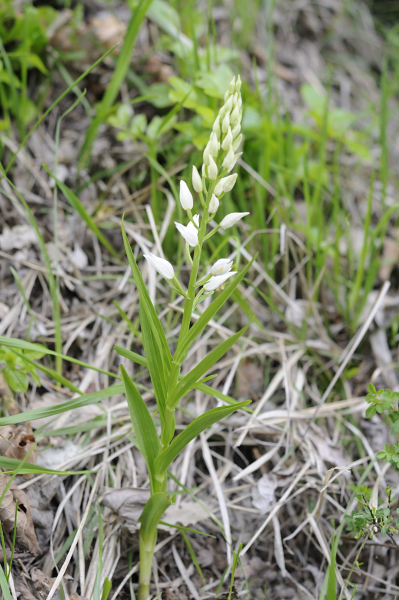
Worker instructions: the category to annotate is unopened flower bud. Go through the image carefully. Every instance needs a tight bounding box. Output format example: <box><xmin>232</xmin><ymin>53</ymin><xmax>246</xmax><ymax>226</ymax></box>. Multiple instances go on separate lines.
<box><xmin>220</xmin><ymin>212</ymin><xmax>249</xmax><ymax>230</ymax></box>
<box><xmin>211</xmin><ymin>258</ymin><xmax>233</xmax><ymax>276</ymax></box>
<box><xmin>179</xmin><ymin>180</ymin><xmax>193</xmax><ymax>210</ymax></box>
<box><xmin>222</xmin><ymin>111</ymin><xmax>230</xmax><ymax>134</ymax></box>
<box><xmin>232</xmin><ymin>134</ymin><xmax>242</xmax><ymax>153</ymax></box>
<box><xmin>209</xmin><ymin>194</ymin><xmax>219</xmax><ymax>214</ymax></box>
<box><xmin>232</xmin><ymin>92</ymin><xmax>238</xmax><ymax>107</ymax></box>
<box><xmin>222</xmin><ymin>147</ymin><xmax>241</xmax><ymax>173</ymax></box>
<box><xmin>207</xmin><ymin>155</ymin><xmax>218</xmax><ymax>180</ymax></box>
<box><xmin>235</xmin><ymin>75</ymin><xmax>242</xmax><ymax>92</ymax></box>
<box><xmin>221</xmin><ymin>127</ymin><xmax>233</xmax><ymax>151</ymax></box>
<box><xmin>209</xmin><ymin>132</ymin><xmax>220</xmax><ymax>157</ymax></box>
<box><xmin>213</xmin><ymin>115</ymin><xmax>221</xmax><ymax>140</ymax></box>
<box><xmin>224</xmin><ymin>90</ymin><xmax>229</xmax><ymax>103</ymax></box>
<box><xmin>192</xmin><ymin>166</ymin><xmax>203</xmax><ymax>193</ymax></box>
<box><xmin>144</xmin><ymin>253</ymin><xmax>174</xmax><ymax>280</ymax></box>
<box><xmin>214</xmin><ymin>173</ymin><xmax>238</xmax><ymax>196</ymax></box>
<box><xmin>220</xmin><ymin>96</ymin><xmax>233</xmax><ymax>119</ymax></box>
<box><xmin>203</xmin><ymin>142</ymin><xmax>211</xmax><ymax>166</ymax></box>
<box><xmin>230</xmin><ymin>104</ymin><xmax>240</xmax><ymax>126</ymax></box>
<box><xmin>231</xmin><ymin>122</ymin><xmax>241</xmax><ymax>139</ymax></box>
<box><xmin>229</xmin><ymin>77</ymin><xmax>236</xmax><ymax>94</ymax></box>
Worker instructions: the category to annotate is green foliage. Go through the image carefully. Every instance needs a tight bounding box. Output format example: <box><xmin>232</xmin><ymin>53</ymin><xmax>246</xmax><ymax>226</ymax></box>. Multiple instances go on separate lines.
<box><xmin>0</xmin><ymin>345</ymin><xmax>44</xmax><ymax>393</ymax></box>
<box><xmin>346</xmin><ymin>487</ymin><xmax>398</xmax><ymax>540</ymax></box>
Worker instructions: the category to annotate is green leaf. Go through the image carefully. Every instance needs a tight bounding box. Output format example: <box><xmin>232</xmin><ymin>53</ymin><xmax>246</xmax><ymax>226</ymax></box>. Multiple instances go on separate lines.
<box><xmin>3</xmin><ymin>367</ymin><xmax>28</xmax><ymax>392</ymax></box>
<box><xmin>154</xmin><ymin>400</ymin><xmax>250</xmax><ymax>478</ymax></box>
<box><xmin>0</xmin><ymin>384</ymin><xmax>124</xmax><ymax>426</ymax></box>
<box><xmin>175</xmin><ymin>256</ymin><xmax>256</xmax><ymax>365</ymax></box>
<box><xmin>0</xmin><ymin>564</ymin><xmax>12</xmax><ymax>600</ymax></box>
<box><xmin>121</xmin><ymin>220</ymin><xmax>172</xmax><ymax>376</ymax></box>
<box><xmin>167</xmin><ymin>324</ymin><xmax>250</xmax><ymax>410</ymax></box>
<box><xmin>365</xmin><ymin>405</ymin><xmax>377</xmax><ymax>418</ymax></box>
<box><xmin>140</xmin><ymin>304</ymin><xmax>167</xmax><ymax>425</ymax></box>
<box><xmin>120</xmin><ymin>366</ymin><xmax>160</xmax><ymax>488</ymax></box>
<box><xmin>139</xmin><ymin>492</ymin><xmax>174</xmax><ymax>550</ymax></box>
<box><xmin>326</xmin><ymin>534</ymin><xmax>337</xmax><ymax>600</ymax></box>
<box><xmin>114</xmin><ymin>345</ymin><xmax>147</xmax><ymax>366</ymax></box>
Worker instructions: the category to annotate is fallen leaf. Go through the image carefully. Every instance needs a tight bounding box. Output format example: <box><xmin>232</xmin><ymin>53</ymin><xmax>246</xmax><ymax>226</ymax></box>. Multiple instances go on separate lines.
<box><xmin>15</xmin><ymin>579</ymin><xmax>37</xmax><ymax>600</ymax></box>
<box><xmin>70</xmin><ymin>595</ymin><xmax>89</xmax><ymax>600</ymax></box>
<box><xmin>31</xmin><ymin>567</ymin><xmax>56</xmax><ymax>592</ymax></box>
<box><xmin>0</xmin><ymin>474</ymin><xmax>41</xmax><ymax>555</ymax></box>
<box><xmin>160</xmin><ymin>501</ymin><xmax>209</xmax><ymax>532</ymax></box>
<box><xmin>0</xmin><ymin>225</ymin><xmax>37</xmax><ymax>251</ymax></box>
<box><xmin>252</xmin><ymin>473</ymin><xmax>280</xmax><ymax>514</ymax></box>
<box><xmin>4</xmin><ymin>423</ymin><xmax>36</xmax><ymax>465</ymax></box>
<box><xmin>102</xmin><ymin>487</ymin><xmax>150</xmax><ymax>523</ymax></box>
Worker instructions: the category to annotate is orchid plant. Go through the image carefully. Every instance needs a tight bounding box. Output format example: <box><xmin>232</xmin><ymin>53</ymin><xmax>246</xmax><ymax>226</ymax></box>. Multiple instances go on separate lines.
<box><xmin>118</xmin><ymin>76</ymin><xmax>253</xmax><ymax>600</ymax></box>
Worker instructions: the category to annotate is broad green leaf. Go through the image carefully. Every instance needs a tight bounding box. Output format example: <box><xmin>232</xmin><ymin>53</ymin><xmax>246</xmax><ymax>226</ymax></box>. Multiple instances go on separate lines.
<box><xmin>139</xmin><ymin>492</ymin><xmax>174</xmax><ymax>550</ymax></box>
<box><xmin>0</xmin><ymin>384</ymin><xmax>124</xmax><ymax>426</ymax></box>
<box><xmin>140</xmin><ymin>305</ymin><xmax>166</xmax><ymax>425</ymax></box>
<box><xmin>121</xmin><ymin>220</ymin><xmax>172</xmax><ymax>376</ymax></box>
<box><xmin>45</xmin><ymin>170</ymin><xmax>119</xmax><ymax>259</ymax></box>
<box><xmin>167</xmin><ymin>324</ymin><xmax>249</xmax><ymax>410</ymax></box>
<box><xmin>3</xmin><ymin>367</ymin><xmax>28</xmax><ymax>392</ymax></box>
<box><xmin>120</xmin><ymin>366</ymin><xmax>160</xmax><ymax>488</ymax></box>
<box><xmin>154</xmin><ymin>401</ymin><xmax>250</xmax><ymax>478</ymax></box>
<box><xmin>175</xmin><ymin>256</ymin><xmax>256</xmax><ymax>364</ymax></box>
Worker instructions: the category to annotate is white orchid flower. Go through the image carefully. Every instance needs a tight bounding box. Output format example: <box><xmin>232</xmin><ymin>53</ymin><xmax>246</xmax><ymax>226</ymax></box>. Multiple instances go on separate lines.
<box><xmin>211</xmin><ymin>258</ymin><xmax>233</xmax><ymax>276</ymax></box>
<box><xmin>175</xmin><ymin>214</ymin><xmax>199</xmax><ymax>247</ymax></box>
<box><xmin>209</xmin><ymin>194</ymin><xmax>219</xmax><ymax>214</ymax></box>
<box><xmin>144</xmin><ymin>253</ymin><xmax>174</xmax><ymax>280</ymax></box>
<box><xmin>179</xmin><ymin>180</ymin><xmax>193</xmax><ymax>210</ymax></box>
<box><xmin>214</xmin><ymin>173</ymin><xmax>238</xmax><ymax>196</ymax></box>
<box><xmin>207</xmin><ymin>155</ymin><xmax>218</xmax><ymax>180</ymax></box>
<box><xmin>220</xmin><ymin>212</ymin><xmax>249</xmax><ymax>230</ymax></box>
<box><xmin>192</xmin><ymin>166</ymin><xmax>203</xmax><ymax>193</ymax></box>
<box><xmin>221</xmin><ymin>127</ymin><xmax>233</xmax><ymax>151</ymax></box>
<box><xmin>204</xmin><ymin>271</ymin><xmax>236</xmax><ymax>291</ymax></box>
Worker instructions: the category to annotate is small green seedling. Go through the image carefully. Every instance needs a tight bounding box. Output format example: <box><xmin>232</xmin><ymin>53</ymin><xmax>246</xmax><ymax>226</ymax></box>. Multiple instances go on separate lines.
<box><xmin>0</xmin><ymin>345</ymin><xmax>44</xmax><ymax>393</ymax></box>
<box><xmin>119</xmin><ymin>76</ymin><xmax>251</xmax><ymax>600</ymax></box>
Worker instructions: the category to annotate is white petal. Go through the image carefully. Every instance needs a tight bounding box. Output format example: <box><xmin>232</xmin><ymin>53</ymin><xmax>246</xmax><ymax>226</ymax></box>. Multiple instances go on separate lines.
<box><xmin>220</xmin><ymin>212</ymin><xmax>249</xmax><ymax>230</ymax></box>
<box><xmin>179</xmin><ymin>180</ymin><xmax>193</xmax><ymax>210</ymax></box>
<box><xmin>211</xmin><ymin>259</ymin><xmax>233</xmax><ymax>276</ymax></box>
<box><xmin>144</xmin><ymin>252</ymin><xmax>174</xmax><ymax>279</ymax></box>
<box><xmin>209</xmin><ymin>194</ymin><xmax>219</xmax><ymax>214</ymax></box>
<box><xmin>192</xmin><ymin>166</ymin><xmax>203</xmax><ymax>193</ymax></box>
<box><xmin>175</xmin><ymin>222</ymin><xmax>198</xmax><ymax>247</ymax></box>
<box><xmin>204</xmin><ymin>271</ymin><xmax>236</xmax><ymax>291</ymax></box>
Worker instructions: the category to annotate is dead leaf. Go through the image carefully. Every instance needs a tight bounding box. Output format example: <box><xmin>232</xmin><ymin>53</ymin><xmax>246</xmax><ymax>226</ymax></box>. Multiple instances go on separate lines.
<box><xmin>31</xmin><ymin>567</ymin><xmax>56</xmax><ymax>593</ymax></box>
<box><xmin>70</xmin><ymin>595</ymin><xmax>89</xmax><ymax>600</ymax></box>
<box><xmin>252</xmin><ymin>473</ymin><xmax>280</xmax><ymax>514</ymax></box>
<box><xmin>15</xmin><ymin>579</ymin><xmax>37</xmax><ymax>600</ymax></box>
<box><xmin>237</xmin><ymin>359</ymin><xmax>264</xmax><ymax>397</ymax></box>
<box><xmin>0</xmin><ymin>225</ymin><xmax>37</xmax><ymax>251</ymax></box>
<box><xmin>88</xmin><ymin>12</ymin><xmax>126</xmax><ymax>52</ymax></box>
<box><xmin>102</xmin><ymin>487</ymin><xmax>150</xmax><ymax>523</ymax></box>
<box><xmin>160</xmin><ymin>501</ymin><xmax>209</xmax><ymax>532</ymax></box>
<box><xmin>0</xmin><ymin>374</ymin><xmax>15</xmax><ymax>412</ymax></box>
<box><xmin>4</xmin><ymin>424</ymin><xmax>36</xmax><ymax>465</ymax></box>
<box><xmin>0</xmin><ymin>474</ymin><xmax>41</xmax><ymax>556</ymax></box>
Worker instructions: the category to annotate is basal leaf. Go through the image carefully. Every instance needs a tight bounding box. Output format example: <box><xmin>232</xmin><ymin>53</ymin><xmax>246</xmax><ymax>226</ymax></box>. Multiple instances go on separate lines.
<box><xmin>120</xmin><ymin>366</ymin><xmax>160</xmax><ymax>489</ymax></box>
<box><xmin>139</xmin><ymin>492</ymin><xmax>175</xmax><ymax>549</ymax></box>
<box><xmin>167</xmin><ymin>324</ymin><xmax>249</xmax><ymax>410</ymax></box>
<box><xmin>154</xmin><ymin>401</ymin><xmax>250</xmax><ymax>478</ymax></box>
<box><xmin>175</xmin><ymin>256</ymin><xmax>255</xmax><ymax>364</ymax></box>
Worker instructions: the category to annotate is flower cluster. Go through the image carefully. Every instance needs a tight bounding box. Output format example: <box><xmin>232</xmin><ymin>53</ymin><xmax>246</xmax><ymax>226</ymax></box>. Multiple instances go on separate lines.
<box><xmin>145</xmin><ymin>75</ymin><xmax>248</xmax><ymax>297</ymax></box>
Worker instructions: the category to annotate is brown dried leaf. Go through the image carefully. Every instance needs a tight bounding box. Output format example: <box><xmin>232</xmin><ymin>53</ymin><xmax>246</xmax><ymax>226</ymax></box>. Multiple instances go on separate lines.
<box><xmin>4</xmin><ymin>423</ymin><xmax>36</xmax><ymax>465</ymax></box>
<box><xmin>0</xmin><ymin>474</ymin><xmax>41</xmax><ymax>556</ymax></box>
<box><xmin>0</xmin><ymin>374</ymin><xmax>15</xmax><ymax>412</ymax></box>
<box><xmin>102</xmin><ymin>487</ymin><xmax>150</xmax><ymax>523</ymax></box>
<box><xmin>31</xmin><ymin>567</ymin><xmax>56</xmax><ymax>592</ymax></box>
<box><xmin>15</xmin><ymin>579</ymin><xmax>37</xmax><ymax>600</ymax></box>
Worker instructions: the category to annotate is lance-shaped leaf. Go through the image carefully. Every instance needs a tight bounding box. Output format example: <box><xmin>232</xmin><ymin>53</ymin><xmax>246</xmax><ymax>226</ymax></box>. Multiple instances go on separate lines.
<box><xmin>140</xmin><ymin>304</ymin><xmax>166</xmax><ymax>426</ymax></box>
<box><xmin>120</xmin><ymin>366</ymin><xmax>160</xmax><ymax>488</ymax></box>
<box><xmin>166</xmin><ymin>324</ymin><xmax>250</xmax><ymax>410</ymax></box>
<box><xmin>154</xmin><ymin>401</ymin><xmax>250</xmax><ymax>479</ymax></box>
<box><xmin>121</xmin><ymin>220</ymin><xmax>172</xmax><ymax>378</ymax></box>
<box><xmin>139</xmin><ymin>492</ymin><xmax>175</xmax><ymax>552</ymax></box>
<box><xmin>114</xmin><ymin>345</ymin><xmax>147</xmax><ymax>367</ymax></box>
<box><xmin>175</xmin><ymin>256</ymin><xmax>256</xmax><ymax>365</ymax></box>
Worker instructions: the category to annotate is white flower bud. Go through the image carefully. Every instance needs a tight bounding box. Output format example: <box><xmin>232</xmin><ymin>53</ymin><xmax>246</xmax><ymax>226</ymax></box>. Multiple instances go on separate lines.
<box><xmin>213</xmin><ymin>115</ymin><xmax>221</xmax><ymax>140</ymax></box>
<box><xmin>204</xmin><ymin>271</ymin><xmax>236</xmax><ymax>291</ymax></box>
<box><xmin>144</xmin><ymin>252</ymin><xmax>174</xmax><ymax>280</ymax></box>
<box><xmin>232</xmin><ymin>92</ymin><xmax>238</xmax><ymax>106</ymax></box>
<box><xmin>221</xmin><ymin>127</ymin><xmax>233</xmax><ymax>151</ymax></box>
<box><xmin>220</xmin><ymin>212</ymin><xmax>249</xmax><ymax>230</ymax></box>
<box><xmin>207</xmin><ymin>155</ymin><xmax>218</xmax><ymax>180</ymax></box>
<box><xmin>231</xmin><ymin>122</ymin><xmax>241</xmax><ymax>139</ymax></box>
<box><xmin>209</xmin><ymin>194</ymin><xmax>219</xmax><ymax>214</ymax></box>
<box><xmin>209</xmin><ymin>132</ymin><xmax>220</xmax><ymax>157</ymax></box>
<box><xmin>224</xmin><ymin>90</ymin><xmax>229</xmax><ymax>103</ymax></box>
<box><xmin>222</xmin><ymin>147</ymin><xmax>241</xmax><ymax>173</ymax></box>
<box><xmin>235</xmin><ymin>75</ymin><xmax>242</xmax><ymax>92</ymax></box>
<box><xmin>221</xmin><ymin>111</ymin><xmax>230</xmax><ymax>134</ymax></box>
<box><xmin>214</xmin><ymin>173</ymin><xmax>238</xmax><ymax>196</ymax></box>
<box><xmin>175</xmin><ymin>220</ymin><xmax>199</xmax><ymax>247</ymax></box>
<box><xmin>230</xmin><ymin>104</ymin><xmax>240</xmax><ymax>126</ymax></box>
<box><xmin>192</xmin><ymin>166</ymin><xmax>203</xmax><ymax>193</ymax></box>
<box><xmin>220</xmin><ymin>96</ymin><xmax>233</xmax><ymax>119</ymax></box>
<box><xmin>203</xmin><ymin>142</ymin><xmax>211</xmax><ymax>166</ymax></box>
<box><xmin>211</xmin><ymin>258</ymin><xmax>233</xmax><ymax>276</ymax></box>
<box><xmin>229</xmin><ymin>77</ymin><xmax>236</xmax><ymax>93</ymax></box>
<box><xmin>179</xmin><ymin>180</ymin><xmax>193</xmax><ymax>210</ymax></box>
<box><xmin>232</xmin><ymin>134</ymin><xmax>242</xmax><ymax>153</ymax></box>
